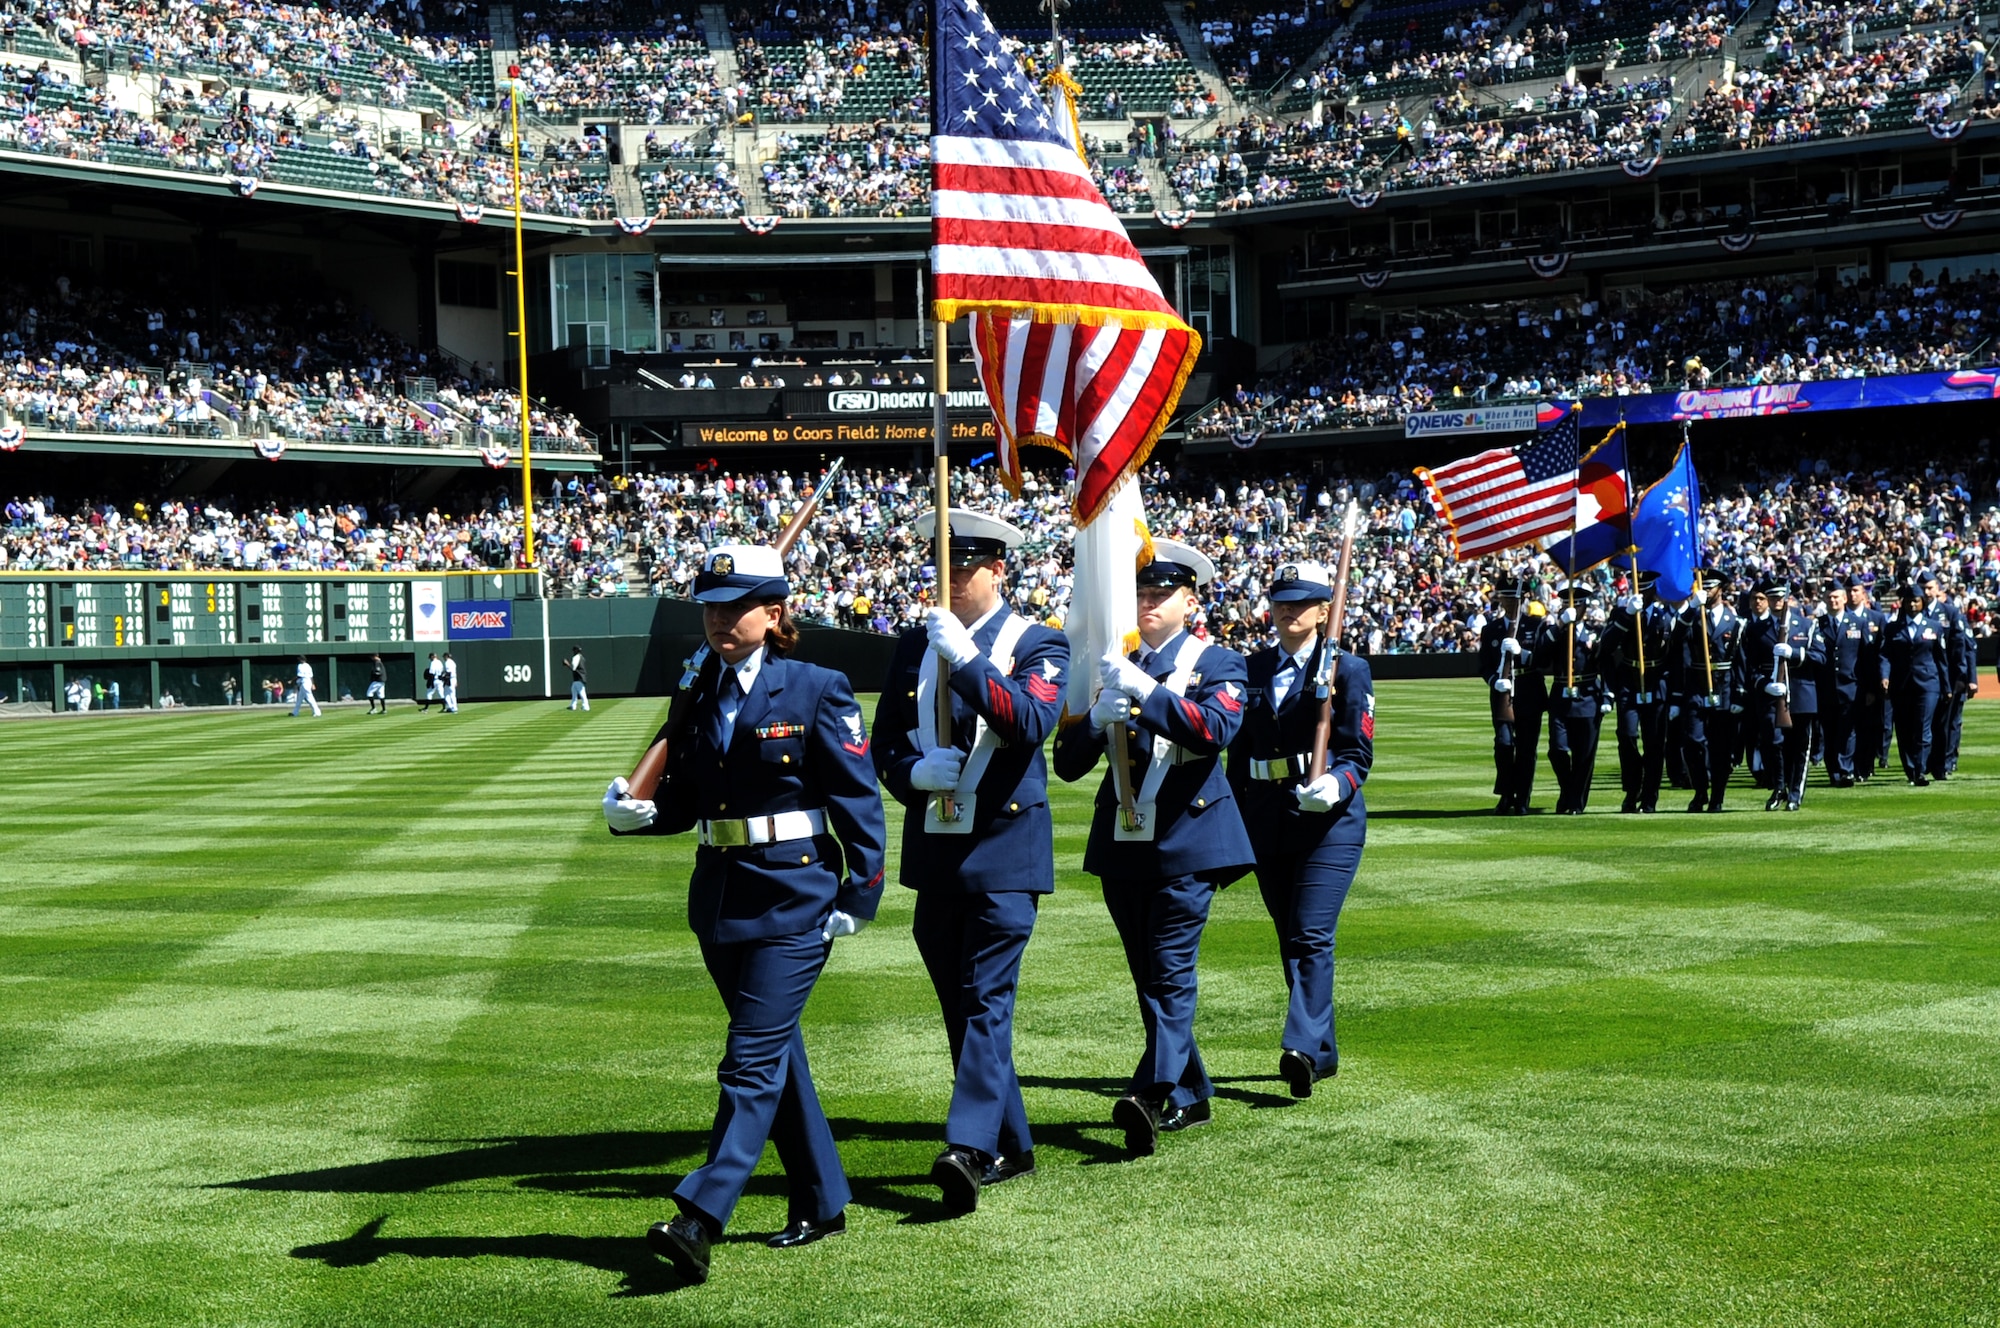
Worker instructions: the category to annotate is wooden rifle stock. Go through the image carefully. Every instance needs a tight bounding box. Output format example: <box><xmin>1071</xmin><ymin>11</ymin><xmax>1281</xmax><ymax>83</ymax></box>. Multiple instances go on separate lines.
<box><xmin>1495</xmin><ymin>598</ymin><xmax>1521</xmax><ymax>727</ymax></box>
<box><xmin>1773</xmin><ymin>607</ymin><xmax>1794</xmax><ymax>730</ymax></box>
<box><xmin>1308</xmin><ymin>502</ymin><xmax>1361</xmax><ymax>782</ymax></box>
<box><xmin>625</xmin><ymin>458</ymin><xmax>847</xmax><ymax>800</ymax></box>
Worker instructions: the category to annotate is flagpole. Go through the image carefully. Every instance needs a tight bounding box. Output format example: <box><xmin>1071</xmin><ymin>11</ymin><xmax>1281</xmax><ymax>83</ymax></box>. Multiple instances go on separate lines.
<box><xmin>509</xmin><ymin>82</ymin><xmax>535</xmax><ymax>570</ymax></box>
<box><xmin>933</xmin><ymin>316</ymin><xmax>957</xmax><ymax>825</ymax></box>
<box><xmin>1695</xmin><ymin>570</ymin><xmax>1715</xmax><ymax>700</ymax></box>
<box><xmin>1622</xmin><ymin>419</ymin><xmax>1646</xmax><ymax>704</ymax></box>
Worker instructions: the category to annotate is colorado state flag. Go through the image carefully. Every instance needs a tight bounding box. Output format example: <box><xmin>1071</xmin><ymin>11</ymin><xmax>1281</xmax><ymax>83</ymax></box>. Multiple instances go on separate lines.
<box><xmin>1541</xmin><ymin>422</ymin><xmax>1631</xmax><ymax>572</ymax></box>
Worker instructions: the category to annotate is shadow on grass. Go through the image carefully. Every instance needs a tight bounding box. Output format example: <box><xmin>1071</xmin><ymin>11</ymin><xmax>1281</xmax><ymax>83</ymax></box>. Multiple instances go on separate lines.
<box><xmin>292</xmin><ymin>1215</ymin><xmax>694</xmax><ymax>1298</ymax></box>
<box><xmin>1368</xmin><ymin>808</ymin><xmax>1518</xmax><ymax>820</ymax></box>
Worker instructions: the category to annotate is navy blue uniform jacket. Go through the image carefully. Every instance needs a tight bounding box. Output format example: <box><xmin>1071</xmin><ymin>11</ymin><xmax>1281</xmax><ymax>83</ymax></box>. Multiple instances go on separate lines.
<box><xmin>1741</xmin><ymin>610</ymin><xmax>1827</xmax><ymax>713</ymax></box>
<box><xmin>1052</xmin><ymin>633</ymin><xmax>1255</xmax><ymax>885</ymax></box>
<box><xmin>1885</xmin><ymin>610</ymin><xmax>1950</xmax><ymax>691</ymax></box>
<box><xmin>1227</xmin><ymin>644</ymin><xmax>1373</xmax><ymax>859</ymax></box>
<box><xmin>871</xmin><ymin>611</ymin><xmax>1069</xmax><ymax>894</ymax></box>
<box><xmin>648</xmin><ymin>652</ymin><xmax>888</xmax><ymax>944</ymax></box>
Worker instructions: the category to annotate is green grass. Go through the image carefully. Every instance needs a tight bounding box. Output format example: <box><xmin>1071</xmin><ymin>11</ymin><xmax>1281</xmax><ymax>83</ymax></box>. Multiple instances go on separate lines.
<box><xmin>2</xmin><ymin>682</ymin><xmax>1998</xmax><ymax>1326</ymax></box>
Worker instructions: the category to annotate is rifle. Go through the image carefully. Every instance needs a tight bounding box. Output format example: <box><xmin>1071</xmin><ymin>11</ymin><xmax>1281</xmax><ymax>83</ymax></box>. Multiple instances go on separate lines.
<box><xmin>624</xmin><ymin>458</ymin><xmax>846</xmax><ymax>800</ymax></box>
<box><xmin>1308</xmin><ymin>502</ymin><xmax>1362</xmax><ymax>782</ymax></box>
<box><xmin>1773</xmin><ymin>603</ymin><xmax>1794</xmax><ymax>731</ymax></box>
<box><xmin>1495</xmin><ymin>580</ymin><xmax>1521</xmax><ymax>728</ymax></box>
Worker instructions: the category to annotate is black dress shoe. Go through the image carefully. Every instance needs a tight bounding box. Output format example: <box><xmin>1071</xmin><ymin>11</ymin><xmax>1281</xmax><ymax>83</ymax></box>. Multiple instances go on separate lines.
<box><xmin>1687</xmin><ymin>794</ymin><xmax>1707</xmax><ymax>813</ymax></box>
<box><xmin>931</xmin><ymin>1147</ymin><xmax>986</xmax><ymax>1214</ymax></box>
<box><xmin>647</xmin><ymin>1215</ymin><xmax>713</xmax><ymax>1283</ymax></box>
<box><xmin>1706</xmin><ymin>798</ymin><xmax>1724</xmax><ymax>812</ymax></box>
<box><xmin>1786</xmin><ymin>799</ymin><xmax>1801</xmax><ymax>812</ymax></box>
<box><xmin>1112</xmin><ymin>1093</ymin><xmax>1160</xmax><ymax>1155</ymax></box>
<box><xmin>1621</xmin><ymin>796</ymin><xmax>1639</xmax><ymax>814</ymax></box>
<box><xmin>1279</xmin><ymin>1048</ymin><xmax>1316</xmax><ymax>1099</ymax></box>
<box><xmin>767</xmin><ymin>1211</ymin><xmax>846</xmax><ymax>1249</ymax></box>
<box><xmin>1159</xmin><ymin>1098</ymin><xmax>1212</xmax><ymax>1132</ymax></box>
<box><xmin>981</xmin><ymin>1149</ymin><xmax>1036</xmax><ymax>1187</ymax></box>
<box><xmin>1765</xmin><ymin>792</ymin><xmax>1784</xmax><ymax>811</ymax></box>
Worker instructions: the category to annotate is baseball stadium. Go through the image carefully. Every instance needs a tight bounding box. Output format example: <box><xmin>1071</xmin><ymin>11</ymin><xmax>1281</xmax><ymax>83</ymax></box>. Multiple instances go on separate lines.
<box><xmin>2</xmin><ymin>0</ymin><xmax>1998</xmax><ymax>1319</ymax></box>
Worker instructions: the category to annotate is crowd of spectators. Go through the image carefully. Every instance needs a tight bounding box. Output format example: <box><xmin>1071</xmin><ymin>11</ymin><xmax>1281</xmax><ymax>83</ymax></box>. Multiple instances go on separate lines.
<box><xmin>9</xmin><ymin>441</ymin><xmax>1995</xmax><ymax>650</ymax></box>
<box><xmin>0</xmin><ymin>271</ymin><xmax>589</xmax><ymax>448</ymax></box>
<box><xmin>761</xmin><ymin>124</ymin><xmax>928</xmax><ymax>215</ymax></box>
<box><xmin>515</xmin><ymin>28</ymin><xmax>727</xmax><ymax>123</ymax></box>
<box><xmin>732</xmin><ymin>28</ymin><xmax>927</xmax><ymax>123</ymax></box>
<box><xmin>1194</xmin><ymin>264</ymin><xmax>2000</xmax><ymax>438</ymax></box>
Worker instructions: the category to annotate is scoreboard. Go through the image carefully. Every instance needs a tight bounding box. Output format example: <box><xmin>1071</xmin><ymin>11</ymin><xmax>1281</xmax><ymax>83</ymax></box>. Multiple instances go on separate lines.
<box><xmin>0</xmin><ymin>582</ymin><xmax>48</xmax><ymax>647</ymax></box>
<box><xmin>331</xmin><ymin>582</ymin><xmax>408</xmax><ymax>642</ymax></box>
<box><xmin>65</xmin><ymin>582</ymin><xmax>148</xmax><ymax>649</ymax></box>
<box><xmin>161</xmin><ymin>581</ymin><xmax>240</xmax><ymax>646</ymax></box>
<box><xmin>243</xmin><ymin>582</ymin><xmax>326</xmax><ymax>645</ymax></box>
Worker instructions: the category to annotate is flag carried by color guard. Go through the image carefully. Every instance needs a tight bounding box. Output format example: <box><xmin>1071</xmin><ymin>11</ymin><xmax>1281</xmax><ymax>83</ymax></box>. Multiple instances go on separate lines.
<box><xmin>1416</xmin><ymin>405</ymin><xmax>1581</xmax><ymax>561</ymax></box>
<box><xmin>929</xmin><ymin>0</ymin><xmax>1201</xmax><ymax>718</ymax></box>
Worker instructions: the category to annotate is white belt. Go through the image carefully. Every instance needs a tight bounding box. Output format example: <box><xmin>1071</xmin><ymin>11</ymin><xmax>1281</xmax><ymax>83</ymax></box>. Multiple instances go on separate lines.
<box><xmin>1248</xmin><ymin>753</ymin><xmax>1311</xmax><ymax>781</ymax></box>
<box><xmin>699</xmin><ymin>808</ymin><xmax>826</xmax><ymax>848</ymax></box>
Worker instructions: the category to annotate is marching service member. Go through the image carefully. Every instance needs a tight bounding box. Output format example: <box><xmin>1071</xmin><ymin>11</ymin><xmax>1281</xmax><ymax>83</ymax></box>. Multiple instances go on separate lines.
<box><xmin>1532</xmin><ymin>580</ymin><xmax>1608</xmax><ymax>815</ymax></box>
<box><xmin>1886</xmin><ymin>579</ymin><xmax>1950</xmax><ymax>785</ymax></box>
<box><xmin>1667</xmin><ymin>571</ymin><xmax>1743</xmax><ymax>812</ymax></box>
<box><xmin>1478</xmin><ymin>578</ymin><xmax>1549</xmax><ymax>815</ymax></box>
<box><xmin>871</xmin><ymin>508</ymin><xmax>1069</xmax><ymax>1215</ymax></box>
<box><xmin>1053</xmin><ymin>539</ymin><xmax>1253</xmax><ymax>1156</ymax></box>
<box><xmin>1822</xmin><ymin>579</ymin><xmax>1880</xmax><ymax>787</ymax></box>
<box><xmin>1226</xmin><ymin>560</ymin><xmax>1371</xmax><ymax>1098</ymax></box>
<box><xmin>602</xmin><ymin>542</ymin><xmax>887</xmax><ymax>1284</ymax></box>
<box><xmin>1746</xmin><ymin>580</ymin><xmax>1825</xmax><ymax>812</ymax></box>
<box><xmin>1600</xmin><ymin>572</ymin><xmax>1674</xmax><ymax>814</ymax></box>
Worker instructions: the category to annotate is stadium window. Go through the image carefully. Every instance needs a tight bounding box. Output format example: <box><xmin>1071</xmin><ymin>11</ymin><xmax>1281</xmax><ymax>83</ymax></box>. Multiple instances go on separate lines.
<box><xmin>439</xmin><ymin>260</ymin><xmax>499</xmax><ymax>309</ymax></box>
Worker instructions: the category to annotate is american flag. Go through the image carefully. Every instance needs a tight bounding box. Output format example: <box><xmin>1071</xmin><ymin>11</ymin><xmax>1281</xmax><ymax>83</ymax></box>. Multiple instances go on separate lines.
<box><xmin>930</xmin><ymin>0</ymin><xmax>1198</xmax><ymax>525</ymax></box>
<box><xmin>1416</xmin><ymin>407</ymin><xmax>1581</xmax><ymax>561</ymax></box>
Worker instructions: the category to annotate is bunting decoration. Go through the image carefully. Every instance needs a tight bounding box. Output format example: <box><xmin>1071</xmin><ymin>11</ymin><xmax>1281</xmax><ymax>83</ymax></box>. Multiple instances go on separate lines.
<box><xmin>1717</xmin><ymin>232</ymin><xmax>1757</xmax><ymax>253</ymax></box>
<box><xmin>1358</xmin><ymin>269</ymin><xmax>1391</xmax><ymax>290</ymax></box>
<box><xmin>456</xmin><ymin>201</ymin><xmax>485</xmax><ymax>224</ymax></box>
<box><xmin>233</xmin><ymin>176</ymin><xmax>260</xmax><ymax>198</ymax></box>
<box><xmin>253</xmin><ymin>436</ymin><xmax>286</xmax><ymax>461</ymax></box>
<box><xmin>1154</xmin><ymin>209</ymin><xmax>1195</xmax><ymax>229</ymax></box>
<box><xmin>1527</xmin><ymin>253</ymin><xmax>1571</xmax><ymax>280</ymax></box>
<box><xmin>615</xmin><ymin>216</ymin><xmax>656</xmax><ymax>235</ymax></box>
<box><xmin>1348</xmin><ymin>190</ymin><xmax>1382</xmax><ymax>209</ymax></box>
<box><xmin>1929</xmin><ymin>120</ymin><xmax>1966</xmax><ymax>140</ymax></box>
<box><xmin>1231</xmin><ymin>426</ymin><xmax>1264</xmax><ymax>451</ymax></box>
<box><xmin>740</xmin><ymin>215</ymin><xmax>781</xmax><ymax>235</ymax></box>
<box><xmin>0</xmin><ymin>422</ymin><xmax>23</xmax><ymax>451</ymax></box>
<box><xmin>1922</xmin><ymin>209</ymin><xmax>1964</xmax><ymax>232</ymax></box>
<box><xmin>1621</xmin><ymin>155</ymin><xmax>1662</xmax><ymax>178</ymax></box>
<box><xmin>480</xmin><ymin>444</ymin><xmax>511</xmax><ymax>469</ymax></box>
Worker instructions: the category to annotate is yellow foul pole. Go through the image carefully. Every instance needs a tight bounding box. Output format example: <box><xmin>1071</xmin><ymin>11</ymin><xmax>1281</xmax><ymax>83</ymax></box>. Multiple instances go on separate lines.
<box><xmin>509</xmin><ymin>83</ymin><xmax>536</xmax><ymax>570</ymax></box>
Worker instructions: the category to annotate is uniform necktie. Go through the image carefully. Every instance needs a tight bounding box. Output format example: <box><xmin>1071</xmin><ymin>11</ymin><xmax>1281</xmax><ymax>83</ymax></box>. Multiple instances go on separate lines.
<box><xmin>706</xmin><ymin>668</ymin><xmax>740</xmax><ymax>754</ymax></box>
<box><xmin>1272</xmin><ymin>656</ymin><xmax>1300</xmax><ymax>708</ymax></box>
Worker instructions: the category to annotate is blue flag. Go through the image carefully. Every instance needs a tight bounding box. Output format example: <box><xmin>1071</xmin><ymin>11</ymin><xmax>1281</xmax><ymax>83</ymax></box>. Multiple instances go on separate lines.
<box><xmin>1632</xmin><ymin>440</ymin><xmax>1702</xmax><ymax>602</ymax></box>
<box><xmin>1540</xmin><ymin>423</ymin><xmax>1631</xmax><ymax>573</ymax></box>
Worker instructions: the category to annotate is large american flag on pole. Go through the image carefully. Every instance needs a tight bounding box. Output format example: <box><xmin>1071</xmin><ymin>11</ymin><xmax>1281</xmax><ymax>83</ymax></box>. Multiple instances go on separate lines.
<box><xmin>930</xmin><ymin>0</ymin><xmax>1199</xmax><ymax>526</ymax></box>
<box><xmin>1415</xmin><ymin>406</ymin><xmax>1581</xmax><ymax>561</ymax></box>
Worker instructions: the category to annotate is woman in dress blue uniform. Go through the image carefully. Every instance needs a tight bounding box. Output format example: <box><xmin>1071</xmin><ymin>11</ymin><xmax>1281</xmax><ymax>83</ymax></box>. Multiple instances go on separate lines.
<box><xmin>871</xmin><ymin>508</ymin><xmax>1069</xmax><ymax>1214</ymax></box>
<box><xmin>602</xmin><ymin>542</ymin><xmax>887</xmax><ymax>1284</ymax></box>
<box><xmin>1226</xmin><ymin>560</ymin><xmax>1372</xmax><ymax>1098</ymax></box>
<box><xmin>1052</xmin><ymin>538</ymin><xmax>1254</xmax><ymax>1155</ymax></box>
<box><xmin>1532</xmin><ymin>580</ymin><xmax>1609</xmax><ymax>815</ymax></box>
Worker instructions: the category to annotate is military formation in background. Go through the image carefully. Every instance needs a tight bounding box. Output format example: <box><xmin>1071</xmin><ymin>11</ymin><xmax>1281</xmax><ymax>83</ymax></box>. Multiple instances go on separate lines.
<box><xmin>600</xmin><ymin>510</ymin><xmax>1373</xmax><ymax>1285</ymax></box>
<box><xmin>1479</xmin><ymin>567</ymin><xmax>1981</xmax><ymax>814</ymax></box>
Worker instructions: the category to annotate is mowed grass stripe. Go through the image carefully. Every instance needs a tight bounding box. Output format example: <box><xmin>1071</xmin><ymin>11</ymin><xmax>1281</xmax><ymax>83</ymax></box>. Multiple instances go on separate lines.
<box><xmin>1</xmin><ymin>688</ymin><xmax>1996</xmax><ymax>1326</ymax></box>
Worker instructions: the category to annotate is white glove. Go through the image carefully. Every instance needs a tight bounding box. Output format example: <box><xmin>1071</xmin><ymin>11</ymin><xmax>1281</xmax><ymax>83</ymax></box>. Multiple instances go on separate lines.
<box><xmin>1493</xmin><ymin>678</ymin><xmax>1514</xmax><ymax>694</ymax></box>
<box><xmin>1499</xmin><ymin>638</ymin><xmax>1523</xmax><ymax>657</ymax></box>
<box><xmin>1295</xmin><ymin>771</ymin><xmax>1344</xmax><ymax>813</ymax></box>
<box><xmin>1599</xmin><ymin>701</ymin><xmax>1614</xmax><ymax>715</ymax></box>
<box><xmin>1813</xmin><ymin>602</ymin><xmax>1829</xmax><ymax>618</ymax></box>
<box><xmin>1616</xmin><ymin>594</ymin><xmax>1637</xmax><ymax>612</ymax></box>
<box><xmin>1763</xmin><ymin>681</ymin><xmax>1786</xmax><ymax>696</ymax></box>
<box><xmin>1774</xmin><ymin>643</ymin><xmax>1795</xmax><ymax>660</ymax></box>
<box><xmin>924</xmin><ymin>607</ymin><xmax>979</xmax><ymax>668</ymax></box>
<box><xmin>1089</xmin><ymin>692</ymin><xmax>1132</xmax><ymax>732</ymax></box>
<box><xmin>603</xmin><ymin>777</ymin><xmax>657</xmax><ymax>832</ymax></box>
<box><xmin>908</xmin><ymin>747</ymin><xmax>965</xmax><ymax>792</ymax></box>
<box><xmin>1729</xmin><ymin>703</ymin><xmax>1744</xmax><ymax>714</ymax></box>
<box><xmin>1558</xmin><ymin>607</ymin><xmax>1577</xmax><ymax>625</ymax></box>
<box><xmin>1100</xmin><ymin>650</ymin><xmax>1158</xmax><ymax>700</ymax></box>
<box><xmin>1668</xmin><ymin>705</ymin><xmax>1681</xmax><ymax>720</ymax></box>
<box><xmin>821</xmin><ymin>909</ymin><xmax>868</xmax><ymax>943</ymax></box>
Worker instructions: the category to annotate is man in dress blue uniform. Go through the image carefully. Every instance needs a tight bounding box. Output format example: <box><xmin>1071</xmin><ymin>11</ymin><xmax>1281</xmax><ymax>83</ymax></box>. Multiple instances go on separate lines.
<box><xmin>1668</xmin><ymin>571</ymin><xmax>1744</xmax><ymax>812</ymax></box>
<box><xmin>1478</xmin><ymin>579</ymin><xmax>1547</xmax><ymax>815</ymax></box>
<box><xmin>1851</xmin><ymin>574</ymin><xmax>1892</xmax><ymax>781</ymax></box>
<box><xmin>872</xmin><ymin>508</ymin><xmax>1069</xmax><ymax>1214</ymax></box>
<box><xmin>1226</xmin><ymin>560</ymin><xmax>1371</xmax><ymax>1098</ymax></box>
<box><xmin>1822</xmin><ymin>580</ymin><xmax>1875</xmax><ymax>788</ymax></box>
<box><xmin>1531</xmin><ymin>581</ymin><xmax>1607</xmax><ymax>815</ymax></box>
<box><xmin>1922</xmin><ymin>568</ymin><xmax>1979</xmax><ymax>779</ymax></box>
<box><xmin>1886</xmin><ymin>580</ymin><xmax>1950</xmax><ymax>785</ymax></box>
<box><xmin>1741</xmin><ymin>579</ymin><xmax>1824</xmax><ymax>812</ymax></box>
<box><xmin>1053</xmin><ymin>538</ymin><xmax>1254</xmax><ymax>1155</ymax></box>
<box><xmin>1599</xmin><ymin>572</ymin><xmax>1675</xmax><ymax>814</ymax></box>
<box><xmin>602</xmin><ymin>543</ymin><xmax>887</xmax><ymax>1284</ymax></box>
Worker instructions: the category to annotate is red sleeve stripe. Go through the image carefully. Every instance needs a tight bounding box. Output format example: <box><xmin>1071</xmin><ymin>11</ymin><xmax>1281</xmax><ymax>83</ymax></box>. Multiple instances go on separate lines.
<box><xmin>987</xmin><ymin>678</ymin><xmax>1016</xmax><ymax>730</ymax></box>
<box><xmin>1178</xmin><ymin>696</ymin><xmax>1213</xmax><ymax>743</ymax></box>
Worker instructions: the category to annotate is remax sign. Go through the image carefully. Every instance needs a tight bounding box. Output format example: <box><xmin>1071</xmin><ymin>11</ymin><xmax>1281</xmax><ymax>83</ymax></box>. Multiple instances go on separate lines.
<box><xmin>447</xmin><ymin>600</ymin><xmax>513</xmax><ymax>639</ymax></box>
<box><xmin>1403</xmin><ymin>403</ymin><xmax>1541</xmax><ymax>438</ymax></box>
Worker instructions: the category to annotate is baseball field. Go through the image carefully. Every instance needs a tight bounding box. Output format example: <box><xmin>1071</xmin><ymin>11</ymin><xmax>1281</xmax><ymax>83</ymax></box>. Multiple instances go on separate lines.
<box><xmin>3</xmin><ymin>682</ymin><xmax>1996</xmax><ymax>1326</ymax></box>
